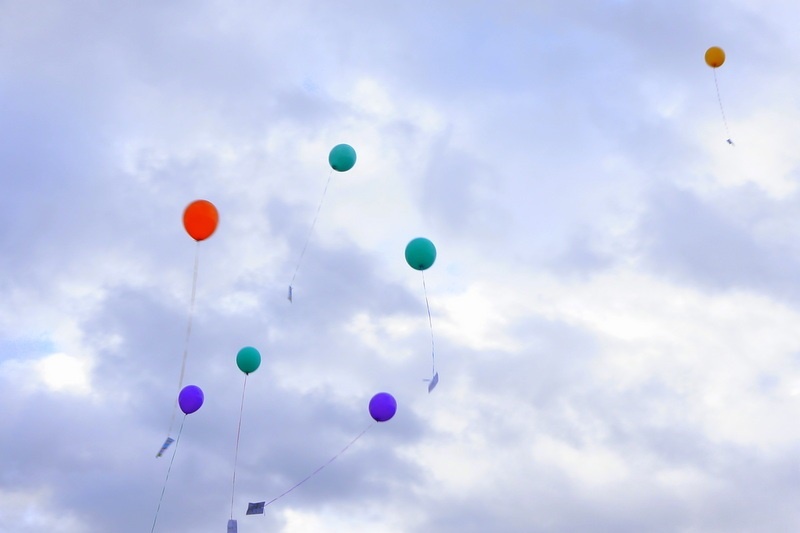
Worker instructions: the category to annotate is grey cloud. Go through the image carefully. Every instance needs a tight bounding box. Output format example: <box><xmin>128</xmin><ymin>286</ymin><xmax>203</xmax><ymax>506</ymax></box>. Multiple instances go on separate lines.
<box><xmin>638</xmin><ymin>184</ymin><xmax>800</xmax><ymax>300</ymax></box>
<box><xmin>5</xmin><ymin>1</ymin><xmax>800</xmax><ymax>532</ymax></box>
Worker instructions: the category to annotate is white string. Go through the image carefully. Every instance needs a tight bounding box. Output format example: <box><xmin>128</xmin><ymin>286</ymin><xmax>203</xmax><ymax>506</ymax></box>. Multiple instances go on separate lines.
<box><xmin>230</xmin><ymin>375</ymin><xmax>249</xmax><ymax>519</ymax></box>
<box><xmin>713</xmin><ymin>69</ymin><xmax>733</xmax><ymax>145</ymax></box>
<box><xmin>258</xmin><ymin>424</ymin><xmax>374</xmax><ymax>512</ymax></box>
<box><xmin>151</xmin><ymin>416</ymin><xmax>186</xmax><ymax>532</ymax></box>
<box><xmin>421</xmin><ymin>270</ymin><xmax>436</xmax><ymax>378</ymax></box>
<box><xmin>288</xmin><ymin>169</ymin><xmax>334</xmax><ymax>301</ymax></box>
<box><xmin>159</xmin><ymin>243</ymin><xmax>200</xmax><ymax>456</ymax></box>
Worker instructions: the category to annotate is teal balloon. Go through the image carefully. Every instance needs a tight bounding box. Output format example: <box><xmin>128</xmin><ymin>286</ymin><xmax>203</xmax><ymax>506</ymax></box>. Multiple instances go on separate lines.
<box><xmin>405</xmin><ymin>237</ymin><xmax>437</xmax><ymax>271</ymax></box>
<box><xmin>236</xmin><ymin>346</ymin><xmax>261</xmax><ymax>374</ymax></box>
<box><xmin>328</xmin><ymin>144</ymin><xmax>357</xmax><ymax>172</ymax></box>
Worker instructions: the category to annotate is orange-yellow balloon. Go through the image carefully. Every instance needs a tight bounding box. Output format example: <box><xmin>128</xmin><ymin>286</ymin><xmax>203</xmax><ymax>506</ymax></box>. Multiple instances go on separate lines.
<box><xmin>183</xmin><ymin>200</ymin><xmax>219</xmax><ymax>241</ymax></box>
<box><xmin>705</xmin><ymin>46</ymin><xmax>725</xmax><ymax>68</ymax></box>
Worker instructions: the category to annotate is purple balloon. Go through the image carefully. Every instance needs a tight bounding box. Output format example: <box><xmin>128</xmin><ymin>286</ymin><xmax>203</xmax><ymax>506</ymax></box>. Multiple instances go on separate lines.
<box><xmin>368</xmin><ymin>392</ymin><xmax>397</xmax><ymax>422</ymax></box>
<box><xmin>178</xmin><ymin>385</ymin><xmax>204</xmax><ymax>415</ymax></box>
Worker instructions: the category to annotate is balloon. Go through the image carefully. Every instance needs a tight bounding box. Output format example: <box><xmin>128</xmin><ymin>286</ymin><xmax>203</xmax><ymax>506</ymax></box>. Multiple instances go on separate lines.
<box><xmin>183</xmin><ymin>199</ymin><xmax>219</xmax><ymax>241</ymax></box>
<box><xmin>405</xmin><ymin>237</ymin><xmax>437</xmax><ymax>271</ymax></box>
<box><xmin>368</xmin><ymin>392</ymin><xmax>397</xmax><ymax>422</ymax></box>
<box><xmin>236</xmin><ymin>346</ymin><xmax>261</xmax><ymax>374</ymax></box>
<box><xmin>705</xmin><ymin>46</ymin><xmax>725</xmax><ymax>68</ymax></box>
<box><xmin>328</xmin><ymin>144</ymin><xmax>357</xmax><ymax>172</ymax></box>
<box><xmin>178</xmin><ymin>385</ymin><xmax>204</xmax><ymax>415</ymax></box>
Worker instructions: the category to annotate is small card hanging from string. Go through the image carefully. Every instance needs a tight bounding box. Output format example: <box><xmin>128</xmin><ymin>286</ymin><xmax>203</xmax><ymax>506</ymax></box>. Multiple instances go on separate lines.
<box><xmin>405</xmin><ymin>237</ymin><xmax>439</xmax><ymax>392</ymax></box>
<box><xmin>155</xmin><ymin>437</ymin><xmax>174</xmax><ymax>458</ymax></box>
<box><xmin>246</xmin><ymin>502</ymin><xmax>265</xmax><ymax>515</ymax></box>
<box><xmin>288</xmin><ymin>143</ymin><xmax>357</xmax><ymax>302</ymax></box>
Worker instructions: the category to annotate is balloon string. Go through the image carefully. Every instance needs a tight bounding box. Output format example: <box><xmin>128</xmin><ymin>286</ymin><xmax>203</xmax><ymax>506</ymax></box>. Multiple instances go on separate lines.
<box><xmin>164</xmin><ymin>243</ymin><xmax>200</xmax><ymax>444</ymax></box>
<box><xmin>230</xmin><ymin>374</ymin><xmax>249</xmax><ymax>519</ymax></box>
<box><xmin>713</xmin><ymin>69</ymin><xmax>733</xmax><ymax>144</ymax></box>
<box><xmin>151</xmin><ymin>415</ymin><xmax>186</xmax><ymax>533</ymax></box>
<box><xmin>261</xmin><ymin>423</ymin><xmax>374</xmax><ymax>511</ymax></box>
<box><xmin>288</xmin><ymin>169</ymin><xmax>334</xmax><ymax>300</ymax></box>
<box><xmin>422</xmin><ymin>270</ymin><xmax>436</xmax><ymax>377</ymax></box>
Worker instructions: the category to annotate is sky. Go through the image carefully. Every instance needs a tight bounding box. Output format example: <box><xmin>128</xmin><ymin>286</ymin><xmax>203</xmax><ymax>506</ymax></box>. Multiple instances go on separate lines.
<box><xmin>3</xmin><ymin>1</ymin><xmax>800</xmax><ymax>532</ymax></box>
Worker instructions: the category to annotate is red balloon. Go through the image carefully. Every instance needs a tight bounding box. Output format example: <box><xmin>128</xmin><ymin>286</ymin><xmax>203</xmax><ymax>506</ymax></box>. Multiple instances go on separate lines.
<box><xmin>183</xmin><ymin>200</ymin><xmax>218</xmax><ymax>241</ymax></box>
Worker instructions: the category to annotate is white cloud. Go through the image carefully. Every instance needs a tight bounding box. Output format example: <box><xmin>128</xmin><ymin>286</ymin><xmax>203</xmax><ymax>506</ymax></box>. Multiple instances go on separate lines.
<box><xmin>34</xmin><ymin>353</ymin><xmax>93</xmax><ymax>395</ymax></box>
<box><xmin>1</xmin><ymin>352</ymin><xmax>93</xmax><ymax>396</ymax></box>
<box><xmin>0</xmin><ymin>488</ymin><xmax>88</xmax><ymax>533</ymax></box>
<box><xmin>5</xmin><ymin>2</ymin><xmax>800</xmax><ymax>532</ymax></box>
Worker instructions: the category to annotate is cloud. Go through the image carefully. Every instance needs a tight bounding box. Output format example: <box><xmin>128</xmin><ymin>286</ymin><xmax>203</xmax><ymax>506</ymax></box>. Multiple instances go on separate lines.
<box><xmin>5</xmin><ymin>1</ymin><xmax>800</xmax><ymax>532</ymax></box>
